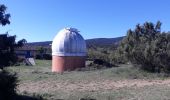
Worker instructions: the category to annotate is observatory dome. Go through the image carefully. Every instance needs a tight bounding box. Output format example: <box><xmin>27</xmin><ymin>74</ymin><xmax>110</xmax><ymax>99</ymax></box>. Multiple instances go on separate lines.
<box><xmin>52</xmin><ymin>28</ymin><xmax>86</xmax><ymax>56</ymax></box>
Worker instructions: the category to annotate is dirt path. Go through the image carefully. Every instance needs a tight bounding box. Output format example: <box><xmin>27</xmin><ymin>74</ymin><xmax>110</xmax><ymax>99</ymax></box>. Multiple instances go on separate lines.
<box><xmin>18</xmin><ymin>79</ymin><xmax>170</xmax><ymax>93</ymax></box>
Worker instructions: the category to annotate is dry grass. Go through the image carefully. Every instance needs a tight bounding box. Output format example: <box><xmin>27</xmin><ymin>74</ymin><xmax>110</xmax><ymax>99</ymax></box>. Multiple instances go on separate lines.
<box><xmin>7</xmin><ymin>60</ymin><xmax>170</xmax><ymax>100</ymax></box>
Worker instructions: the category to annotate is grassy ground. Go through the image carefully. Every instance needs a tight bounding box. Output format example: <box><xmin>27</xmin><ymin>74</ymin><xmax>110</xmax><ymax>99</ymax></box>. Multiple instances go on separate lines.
<box><xmin>6</xmin><ymin>60</ymin><xmax>170</xmax><ymax>100</ymax></box>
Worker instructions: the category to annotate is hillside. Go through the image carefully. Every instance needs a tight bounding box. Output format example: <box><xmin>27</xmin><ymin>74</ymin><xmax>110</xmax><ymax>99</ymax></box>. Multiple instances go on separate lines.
<box><xmin>26</xmin><ymin>36</ymin><xmax>124</xmax><ymax>48</ymax></box>
<box><xmin>26</xmin><ymin>41</ymin><xmax>52</xmax><ymax>47</ymax></box>
<box><xmin>86</xmin><ymin>36</ymin><xmax>124</xmax><ymax>48</ymax></box>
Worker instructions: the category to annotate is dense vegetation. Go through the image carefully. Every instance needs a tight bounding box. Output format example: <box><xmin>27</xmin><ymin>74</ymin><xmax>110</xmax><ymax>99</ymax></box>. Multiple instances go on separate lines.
<box><xmin>118</xmin><ymin>21</ymin><xmax>170</xmax><ymax>72</ymax></box>
<box><xmin>0</xmin><ymin>70</ymin><xmax>18</xmax><ymax>100</ymax></box>
<box><xmin>0</xmin><ymin>4</ymin><xmax>18</xmax><ymax>100</ymax></box>
<box><xmin>0</xmin><ymin>34</ymin><xmax>27</xmax><ymax>68</ymax></box>
<box><xmin>0</xmin><ymin>4</ymin><xmax>26</xmax><ymax>68</ymax></box>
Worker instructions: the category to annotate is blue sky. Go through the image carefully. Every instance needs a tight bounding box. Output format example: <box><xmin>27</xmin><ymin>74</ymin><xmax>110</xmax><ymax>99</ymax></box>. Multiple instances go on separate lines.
<box><xmin>1</xmin><ymin>0</ymin><xmax>170</xmax><ymax>42</ymax></box>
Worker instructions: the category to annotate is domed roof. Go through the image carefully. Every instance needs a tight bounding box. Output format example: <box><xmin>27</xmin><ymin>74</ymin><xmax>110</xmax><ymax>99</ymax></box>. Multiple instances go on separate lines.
<box><xmin>52</xmin><ymin>28</ymin><xmax>87</xmax><ymax>56</ymax></box>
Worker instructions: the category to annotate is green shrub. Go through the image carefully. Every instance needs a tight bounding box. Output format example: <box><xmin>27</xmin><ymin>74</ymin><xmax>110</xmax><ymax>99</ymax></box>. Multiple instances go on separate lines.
<box><xmin>43</xmin><ymin>54</ymin><xmax>52</xmax><ymax>60</ymax></box>
<box><xmin>87</xmin><ymin>48</ymin><xmax>114</xmax><ymax>67</ymax></box>
<box><xmin>36</xmin><ymin>54</ymin><xmax>52</xmax><ymax>60</ymax></box>
<box><xmin>0</xmin><ymin>70</ymin><xmax>18</xmax><ymax>100</ymax></box>
<box><xmin>109</xmin><ymin>49</ymin><xmax>128</xmax><ymax>64</ymax></box>
<box><xmin>118</xmin><ymin>21</ymin><xmax>170</xmax><ymax>72</ymax></box>
<box><xmin>0</xmin><ymin>69</ymin><xmax>45</xmax><ymax>100</ymax></box>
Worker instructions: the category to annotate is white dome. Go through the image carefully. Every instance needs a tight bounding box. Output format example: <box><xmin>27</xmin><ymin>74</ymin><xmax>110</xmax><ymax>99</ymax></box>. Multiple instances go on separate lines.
<box><xmin>52</xmin><ymin>28</ymin><xmax>87</xmax><ymax>56</ymax></box>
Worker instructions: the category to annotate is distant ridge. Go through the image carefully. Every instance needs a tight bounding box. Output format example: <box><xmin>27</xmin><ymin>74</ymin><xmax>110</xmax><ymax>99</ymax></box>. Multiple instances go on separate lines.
<box><xmin>86</xmin><ymin>36</ymin><xmax>124</xmax><ymax>48</ymax></box>
<box><xmin>26</xmin><ymin>36</ymin><xmax>124</xmax><ymax>48</ymax></box>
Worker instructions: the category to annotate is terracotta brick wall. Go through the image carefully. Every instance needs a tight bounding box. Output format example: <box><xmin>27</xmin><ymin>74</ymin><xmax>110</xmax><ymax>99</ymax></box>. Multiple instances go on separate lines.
<box><xmin>52</xmin><ymin>56</ymin><xmax>86</xmax><ymax>72</ymax></box>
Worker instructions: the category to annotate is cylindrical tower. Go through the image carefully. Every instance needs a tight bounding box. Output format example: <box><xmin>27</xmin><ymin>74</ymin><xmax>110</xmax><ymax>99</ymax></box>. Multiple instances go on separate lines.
<box><xmin>52</xmin><ymin>28</ymin><xmax>87</xmax><ymax>72</ymax></box>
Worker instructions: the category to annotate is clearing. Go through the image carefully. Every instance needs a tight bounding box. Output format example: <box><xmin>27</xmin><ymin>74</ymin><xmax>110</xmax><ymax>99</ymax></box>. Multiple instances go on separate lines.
<box><xmin>7</xmin><ymin>60</ymin><xmax>170</xmax><ymax>100</ymax></box>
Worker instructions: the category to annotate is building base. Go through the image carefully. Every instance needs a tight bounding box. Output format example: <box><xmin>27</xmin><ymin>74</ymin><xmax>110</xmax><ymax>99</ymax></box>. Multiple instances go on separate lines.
<box><xmin>52</xmin><ymin>56</ymin><xmax>86</xmax><ymax>72</ymax></box>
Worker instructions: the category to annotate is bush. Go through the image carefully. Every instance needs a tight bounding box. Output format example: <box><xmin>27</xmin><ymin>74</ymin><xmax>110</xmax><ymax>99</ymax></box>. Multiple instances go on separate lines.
<box><xmin>36</xmin><ymin>54</ymin><xmax>52</xmax><ymax>60</ymax></box>
<box><xmin>0</xmin><ymin>70</ymin><xmax>18</xmax><ymax>100</ymax></box>
<box><xmin>0</xmin><ymin>34</ymin><xmax>26</xmax><ymax>68</ymax></box>
<box><xmin>0</xmin><ymin>52</ymin><xmax>18</xmax><ymax>68</ymax></box>
<box><xmin>109</xmin><ymin>49</ymin><xmax>128</xmax><ymax>64</ymax></box>
<box><xmin>118</xmin><ymin>21</ymin><xmax>170</xmax><ymax>72</ymax></box>
<box><xmin>43</xmin><ymin>54</ymin><xmax>52</xmax><ymax>60</ymax></box>
<box><xmin>93</xmin><ymin>59</ymin><xmax>113</xmax><ymax>67</ymax></box>
<box><xmin>87</xmin><ymin>48</ymin><xmax>114</xmax><ymax>67</ymax></box>
<box><xmin>35</xmin><ymin>54</ymin><xmax>42</xmax><ymax>59</ymax></box>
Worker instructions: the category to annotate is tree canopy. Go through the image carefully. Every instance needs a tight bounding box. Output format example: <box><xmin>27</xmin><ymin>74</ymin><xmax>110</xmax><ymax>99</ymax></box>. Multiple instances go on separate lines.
<box><xmin>0</xmin><ymin>4</ymin><xmax>10</xmax><ymax>26</ymax></box>
<box><xmin>118</xmin><ymin>21</ymin><xmax>170</xmax><ymax>72</ymax></box>
<box><xmin>0</xmin><ymin>4</ymin><xmax>26</xmax><ymax>68</ymax></box>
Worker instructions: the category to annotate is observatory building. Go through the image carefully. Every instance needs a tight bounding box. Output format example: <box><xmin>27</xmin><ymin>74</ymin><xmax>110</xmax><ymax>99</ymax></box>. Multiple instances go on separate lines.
<box><xmin>52</xmin><ymin>28</ymin><xmax>87</xmax><ymax>72</ymax></box>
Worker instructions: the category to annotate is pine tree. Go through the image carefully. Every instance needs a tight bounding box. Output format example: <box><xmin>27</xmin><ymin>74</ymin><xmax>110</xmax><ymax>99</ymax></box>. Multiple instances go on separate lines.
<box><xmin>118</xmin><ymin>21</ymin><xmax>170</xmax><ymax>72</ymax></box>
